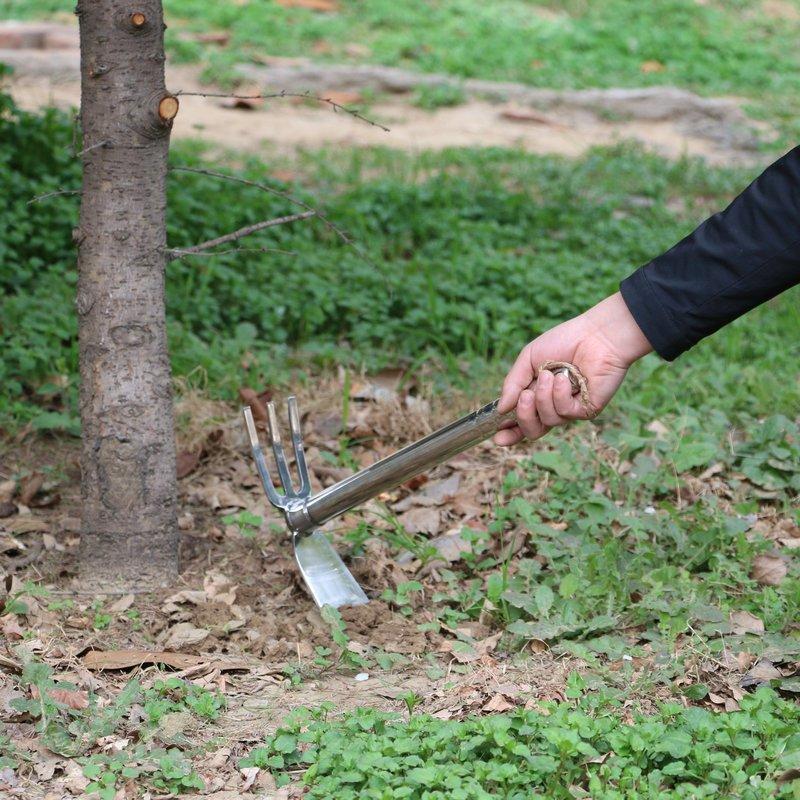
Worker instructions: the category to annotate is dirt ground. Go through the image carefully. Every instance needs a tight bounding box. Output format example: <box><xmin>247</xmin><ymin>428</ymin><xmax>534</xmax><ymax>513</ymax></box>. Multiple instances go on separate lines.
<box><xmin>1</xmin><ymin>19</ymin><xmax>773</xmax><ymax>165</ymax></box>
<box><xmin>1</xmin><ymin>380</ymin><xmax>681</xmax><ymax>798</ymax></box>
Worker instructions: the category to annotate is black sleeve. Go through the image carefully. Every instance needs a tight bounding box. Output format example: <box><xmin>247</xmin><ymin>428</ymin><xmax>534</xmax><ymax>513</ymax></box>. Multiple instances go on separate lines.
<box><xmin>619</xmin><ymin>146</ymin><xmax>800</xmax><ymax>361</ymax></box>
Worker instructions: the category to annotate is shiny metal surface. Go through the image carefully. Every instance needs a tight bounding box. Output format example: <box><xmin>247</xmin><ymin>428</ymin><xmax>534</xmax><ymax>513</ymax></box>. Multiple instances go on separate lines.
<box><xmin>244</xmin><ymin>400</ymin><xmax>367</xmax><ymax>609</ymax></box>
<box><xmin>293</xmin><ymin>531</ymin><xmax>369</xmax><ymax>608</ymax></box>
<box><xmin>286</xmin><ymin>399</ymin><xmax>512</xmax><ymax>534</ymax></box>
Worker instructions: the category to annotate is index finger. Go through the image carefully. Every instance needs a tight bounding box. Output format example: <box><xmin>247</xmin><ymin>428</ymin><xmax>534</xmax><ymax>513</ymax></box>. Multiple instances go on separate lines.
<box><xmin>498</xmin><ymin>343</ymin><xmax>534</xmax><ymax>414</ymax></box>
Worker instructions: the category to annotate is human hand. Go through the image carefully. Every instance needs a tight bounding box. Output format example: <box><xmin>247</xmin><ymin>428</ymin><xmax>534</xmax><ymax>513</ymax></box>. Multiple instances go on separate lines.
<box><xmin>494</xmin><ymin>292</ymin><xmax>652</xmax><ymax>445</ymax></box>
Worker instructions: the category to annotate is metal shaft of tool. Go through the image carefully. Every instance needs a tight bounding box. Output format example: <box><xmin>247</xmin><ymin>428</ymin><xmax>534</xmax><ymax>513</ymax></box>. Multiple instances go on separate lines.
<box><xmin>286</xmin><ymin>399</ymin><xmax>512</xmax><ymax>534</ymax></box>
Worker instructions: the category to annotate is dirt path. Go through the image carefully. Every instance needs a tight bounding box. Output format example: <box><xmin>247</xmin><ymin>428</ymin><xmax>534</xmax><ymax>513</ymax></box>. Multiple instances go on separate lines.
<box><xmin>1</xmin><ymin>22</ymin><xmax>770</xmax><ymax>164</ymax></box>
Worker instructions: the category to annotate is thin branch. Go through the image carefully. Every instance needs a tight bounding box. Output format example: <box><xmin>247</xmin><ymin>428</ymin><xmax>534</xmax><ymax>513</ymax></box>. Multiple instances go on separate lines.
<box><xmin>76</xmin><ymin>139</ymin><xmax>112</xmax><ymax>157</ymax></box>
<box><xmin>169</xmin><ymin>245</ymin><xmax>298</xmax><ymax>260</ymax></box>
<box><xmin>169</xmin><ymin>165</ymin><xmax>371</xmax><ymax>262</ymax></box>
<box><xmin>28</xmin><ymin>189</ymin><xmax>81</xmax><ymax>205</ymax></box>
<box><xmin>175</xmin><ymin>89</ymin><xmax>390</xmax><ymax>132</ymax></box>
<box><xmin>167</xmin><ymin>211</ymin><xmax>315</xmax><ymax>260</ymax></box>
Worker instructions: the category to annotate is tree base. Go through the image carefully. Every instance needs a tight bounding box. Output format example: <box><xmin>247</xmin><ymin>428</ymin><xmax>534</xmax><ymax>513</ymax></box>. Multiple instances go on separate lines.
<box><xmin>78</xmin><ymin>527</ymin><xmax>179</xmax><ymax>592</ymax></box>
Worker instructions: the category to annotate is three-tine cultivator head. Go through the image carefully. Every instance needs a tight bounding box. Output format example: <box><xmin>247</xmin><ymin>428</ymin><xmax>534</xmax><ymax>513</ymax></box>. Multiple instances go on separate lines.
<box><xmin>243</xmin><ymin>397</ymin><xmax>369</xmax><ymax>609</ymax></box>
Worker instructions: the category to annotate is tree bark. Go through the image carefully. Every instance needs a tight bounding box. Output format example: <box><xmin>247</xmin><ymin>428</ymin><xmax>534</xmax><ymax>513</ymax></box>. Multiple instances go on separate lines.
<box><xmin>76</xmin><ymin>0</ymin><xmax>179</xmax><ymax>588</ymax></box>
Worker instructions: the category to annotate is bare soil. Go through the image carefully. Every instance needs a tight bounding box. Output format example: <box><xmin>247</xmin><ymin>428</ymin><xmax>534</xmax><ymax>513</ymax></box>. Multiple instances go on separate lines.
<box><xmin>1</xmin><ymin>24</ymin><xmax>772</xmax><ymax>165</ymax></box>
<box><xmin>1</xmin><ymin>381</ymin><xmax>673</xmax><ymax>798</ymax></box>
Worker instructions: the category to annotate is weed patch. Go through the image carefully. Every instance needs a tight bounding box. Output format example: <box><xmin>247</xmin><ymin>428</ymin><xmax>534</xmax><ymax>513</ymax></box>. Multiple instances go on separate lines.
<box><xmin>244</xmin><ymin>687</ymin><xmax>800</xmax><ymax>798</ymax></box>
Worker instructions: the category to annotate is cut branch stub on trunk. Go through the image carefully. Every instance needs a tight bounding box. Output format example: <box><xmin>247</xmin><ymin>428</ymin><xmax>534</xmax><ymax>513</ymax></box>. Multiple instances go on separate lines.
<box><xmin>75</xmin><ymin>0</ymin><xmax>179</xmax><ymax>589</ymax></box>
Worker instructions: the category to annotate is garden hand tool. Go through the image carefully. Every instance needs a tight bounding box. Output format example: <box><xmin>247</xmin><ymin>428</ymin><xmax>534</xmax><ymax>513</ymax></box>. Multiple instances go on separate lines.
<box><xmin>243</xmin><ymin>365</ymin><xmax>582</xmax><ymax>608</ymax></box>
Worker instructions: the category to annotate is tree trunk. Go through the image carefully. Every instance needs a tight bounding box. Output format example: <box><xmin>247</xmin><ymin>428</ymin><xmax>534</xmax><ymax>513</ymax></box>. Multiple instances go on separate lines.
<box><xmin>75</xmin><ymin>0</ymin><xmax>179</xmax><ymax>588</ymax></box>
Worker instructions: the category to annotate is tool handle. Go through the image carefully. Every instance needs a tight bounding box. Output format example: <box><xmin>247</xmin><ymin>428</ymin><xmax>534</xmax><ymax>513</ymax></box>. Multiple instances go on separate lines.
<box><xmin>286</xmin><ymin>399</ymin><xmax>512</xmax><ymax>534</ymax></box>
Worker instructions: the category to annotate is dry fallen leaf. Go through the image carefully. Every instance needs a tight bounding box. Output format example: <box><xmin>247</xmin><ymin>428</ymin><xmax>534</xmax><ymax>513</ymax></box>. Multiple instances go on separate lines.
<box><xmin>640</xmin><ymin>59</ymin><xmax>666</xmax><ymax>73</ymax></box>
<box><xmin>163</xmin><ymin>622</ymin><xmax>210</xmax><ymax>650</ymax></box>
<box><xmin>107</xmin><ymin>594</ymin><xmax>134</xmax><ymax>614</ymax></box>
<box><xmin>482</xmin><ymin>693</ymin><xmax>516</xmax><ymax>713</ymax></box>
<box><xmin>751</xmin><ymin>554</ymin><xmax>787</xmax><ymax>586</ymax></box>
<box><xmin>241</xmin><ymin>766</ymin><xmax>260</xmax><ymax>791</ymax></box>
<box><xmin>499</xmin><ymin>107</ymin><xmax>559</xmax><ymax>126</ymax></box>
<box><xmin>698</xmin><ymin>462</ymin><xmax>725</xmax><ymax>480</ymax></box>
<box><xmin>204</xmin><ymin>572</ymin><xmax>237</xmax><ymax>605</ymax></box>
<box><xmin>176</xmin><ymin>449</ymin><xmax>202</xmax><ymax>479</ymax></box>
<box><xmin>0</xmin><ymin>501</ymin><xmax>16</xmax><ymax>518</ymax></box>
<box><xmin>164</xmin><ymin>589</ymin><xmax>207</xmax><ymax>608</ymax></box>
<box><xmin>190</xmin><ymin>480</ymin><xmax>247</xmax><ymax>510</ymax></box>
<box><xmin>398</xmin><ymin>506</ymin><xmax>441</xmax><ymax>535</ymax></box>
<box><xmin>48</xmin><ymin>687</ymin><xmax>89</xmax><ymax>710</ymax></box>
<box><xmin>741</xmin><ymin>659</ymin><xmax>782</xmax><ymax>687</ymax></box>
<box><xmin>18</xmin><ymin>474</ymin><xmax>44</xmax><ymax>507</ymax></box>
<box><xmin>4</xmin><ymin>516</ymin><xmax>48</xmax><ymax>534</ymax></box>
<box><xmin>729</xmin><ymin>610</ymin><xmax>765</xmax><ymax>635</ymax></box>
<box><xmin>82</xmin><ymin>649</ymin><xmax>249</xmax><ymax>672</ymax></box>
<box><xmin>0</xmin><ymin>480</ymin><xmax>15</xmax><ymax>503</ymax></box>
<box><xmin>1</xmin><ymin>615</ymin><xmax>25</xmax><ymax>640</ymax></box>
<box><xmin>192</xmin><ymin>31</ymin><xmax>230</xmax><ymax>45</ymax></box>
<box><xmin>426</xmin><ymin>528</ymin><xmax>473</xmax><ymax>563</ymax></box>
<box><xmin>645</xmin><ymin>419</ymin><xmax>669</xmax><ymax>438</ymax></box>
<box><xmin>239</xmin><ymin>387</ymin><xmax>269</xmax><ymax>422</ymax></box>
<box><xmin>323</xmin><ymin>90</ymin><xmax>363</xmax><ymax>107</ymax></box>
<box><xmin>83</xmin><ymin>650</ymin><xmax>205</xmax><ymax>671</ymax></box>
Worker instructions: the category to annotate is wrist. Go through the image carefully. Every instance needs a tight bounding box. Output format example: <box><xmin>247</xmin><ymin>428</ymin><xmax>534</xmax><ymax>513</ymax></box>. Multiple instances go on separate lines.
<box><xmin>584</xmin><ymin>291</ymin><xmax>653</xmax><ymax>367</ymax></box>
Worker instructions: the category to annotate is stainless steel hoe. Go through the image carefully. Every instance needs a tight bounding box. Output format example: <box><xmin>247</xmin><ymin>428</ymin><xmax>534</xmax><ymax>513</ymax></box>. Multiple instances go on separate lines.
<box><xmin>243</xmin><ymin>396</ymin><xmax>517</xmax><ymax>608</ymax></box>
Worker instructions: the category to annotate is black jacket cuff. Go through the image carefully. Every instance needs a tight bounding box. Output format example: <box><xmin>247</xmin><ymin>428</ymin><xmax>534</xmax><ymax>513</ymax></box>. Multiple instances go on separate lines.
<box><xmin>620</xmin><ymin>267</ymin><xmax>693</xmax><ymax>361</ymax></box>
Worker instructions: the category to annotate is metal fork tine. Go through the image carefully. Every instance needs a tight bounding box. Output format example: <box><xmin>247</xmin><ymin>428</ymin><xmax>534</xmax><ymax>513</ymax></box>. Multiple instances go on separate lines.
<box><xmin>242</xmin><ymin>407</ymin><xmax>284</xmax><ymax>508</ymax></box>
<box><xmin>287</xmin><ymin>396</ymin><xmax>311</xmax><ymax>497</ymax></box>
<box><xmin>266</xmin><ymin>401</ymin><xmax>295</xmax><ymax>494</ymax></box>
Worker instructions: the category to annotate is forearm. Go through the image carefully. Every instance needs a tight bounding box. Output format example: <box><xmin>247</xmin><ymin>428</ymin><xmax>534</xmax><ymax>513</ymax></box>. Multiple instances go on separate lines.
<box><xmin>582</xmin><ymin>291</ymin><xmax>653</xmax><ymax>367</ymax></box>
<box><xmin>620</xmin><ymin>146</ymin><xmax>800</xmax><ymax>360</ymax></box>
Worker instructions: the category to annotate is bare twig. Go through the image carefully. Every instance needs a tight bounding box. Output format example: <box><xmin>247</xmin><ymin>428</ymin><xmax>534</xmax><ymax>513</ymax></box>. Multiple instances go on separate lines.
<box><xmin>170</xmin><ymin>245</ymin><xmax>298</xmax><ymax>260</ymax></box>
<box><xmin>76</xmin><ymin>139</ymin><xmax>112</xmax><ymax>157</ymax></box>
<box><xmin>175</xmin><ymin>89</ymin><xmax>390</xmax><ymax>132</ymax></box>
<box><xmin>169</xmin><ymin>165</ymin><xmax>371</xmax><ymax>262</ymax></box>
<box><xmin>28</xmin><ymin>189</ymin><xmax>81</xmax><ymax>205</ymax></box>
<box><xmin>167</xmin><ymin>210</ymin><xmax>315</xmax><ymax>260</ymax></box>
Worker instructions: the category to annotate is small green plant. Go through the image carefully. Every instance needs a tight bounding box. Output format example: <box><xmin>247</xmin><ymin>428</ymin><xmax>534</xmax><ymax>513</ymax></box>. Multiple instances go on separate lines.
<box><xmin>0</xmin><ymin>734</ymin><xmax>19</xmax><ymax>770</ymax></box>
<box><xmin>320</xmin><ymin>605</ymin><xmax>370</xmax><ymax>671</ymax></box>
<box><xmin>124</xmin><ymin>608</ymin><xmax>142</xmax><ymax>631</ymax></box>
<box><xmin>12</xmin><ymin>661</ymin><xmax>140</xmax><ymax>757</ymax></box>
<box><xmin>2</xmin><ymin>580</ymin><xmax>49</xmax><ymax>615</ymax></box>
<box><xmin>90</xmin><ymin>600</ymin><xmax>112</xmax><ymax>631</ymax></box>
<box><xmin>222</xmin><ymin>510</ymin><xmax>263</xmax><ymax>539</ymax></box>
<box><xmin>381</xmin><ymin>580</ymin><xmax>423</xmax><ymax>616</ymax></box>
<box><xmin>82</xmin><ymin>746</ymin><xmax>204</xmax><ymax>799</ymax></box>
<box><xmin>399</xmin><ymin>690</ymin><xmax>422</xmax><ymax>717</ymax></box>
<box><xmin>142</xmin><ymin>677</ymin><xmax>226</xmax><ymax>726</ymax></box>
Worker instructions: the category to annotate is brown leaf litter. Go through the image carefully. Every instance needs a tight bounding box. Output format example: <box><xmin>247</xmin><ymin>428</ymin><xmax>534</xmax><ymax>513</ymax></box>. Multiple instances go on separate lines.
<box><xmin>0</xmin><ymin>373</ymin><xmax>796</xmax><ymax>797</ymax></box>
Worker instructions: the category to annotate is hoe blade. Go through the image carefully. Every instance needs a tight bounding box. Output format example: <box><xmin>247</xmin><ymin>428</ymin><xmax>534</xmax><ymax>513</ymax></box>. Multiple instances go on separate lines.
<box><xmin>294</xmin><ymin>531</ymin><xmax>369</xmax><ymax>609</ymax></box>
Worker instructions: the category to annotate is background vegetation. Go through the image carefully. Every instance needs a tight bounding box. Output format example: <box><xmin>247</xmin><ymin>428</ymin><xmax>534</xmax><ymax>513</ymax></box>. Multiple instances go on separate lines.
<box><xmin>9</xmin><ymin>0</ymin><xmax>800</xmax><ymax>138</ymax></box>
<box><xmin>3</xmin><ymin>90</ymin><xmax>798</xmax><ymax>433</ymax></box>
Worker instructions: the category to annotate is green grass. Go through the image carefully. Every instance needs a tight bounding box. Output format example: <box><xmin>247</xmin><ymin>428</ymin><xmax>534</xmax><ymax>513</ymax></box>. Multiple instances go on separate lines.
<box><xmin>6</xmin><ymin>0</ymin><xmax>800</xmax><ymax>138</ymax></box>
<box><xmin>3</xmin><ymin>92</ymin><xmax>799</xmax><ymax>434</ymax></box>
<box><xmin>243</xmin><ymin>689</ymin><xmax>800</xmax><ymax>798</ymax></box>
